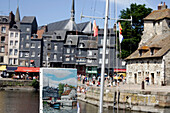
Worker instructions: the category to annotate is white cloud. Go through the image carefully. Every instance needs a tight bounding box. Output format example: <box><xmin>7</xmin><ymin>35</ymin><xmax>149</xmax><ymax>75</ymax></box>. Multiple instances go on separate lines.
<box><xmin>43</xmin><ymin>74</ymin><xmax>77</xmax><ymax>88</ymax></box>
<box><xmin>43</xmin><ymin>68</ymin><xmax>76</xmax><ymax>78</ymax></box>
<box><xmin>100</xmin><ymin>0</ymin><xmax>154</xmax><ymax>9</ymax></box>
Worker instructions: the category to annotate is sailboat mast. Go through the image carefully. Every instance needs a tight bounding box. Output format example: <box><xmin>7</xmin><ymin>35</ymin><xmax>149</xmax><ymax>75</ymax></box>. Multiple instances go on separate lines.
<box><xmin>99</xmin><ymin>0</ymin><xmax>109</xmax><ymax>113</ymax></box>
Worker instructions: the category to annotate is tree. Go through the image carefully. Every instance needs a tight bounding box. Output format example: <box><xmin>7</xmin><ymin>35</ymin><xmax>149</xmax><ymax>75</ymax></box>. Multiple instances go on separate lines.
<box><xmin>58</xmin><ymin>83</ymin><xmax>64</xmax><ymax>97</ymax></box>
<box><xmin>118</xmin><ymin>3</ymin><xmax>152</xmax><ymax>58</ymax></box>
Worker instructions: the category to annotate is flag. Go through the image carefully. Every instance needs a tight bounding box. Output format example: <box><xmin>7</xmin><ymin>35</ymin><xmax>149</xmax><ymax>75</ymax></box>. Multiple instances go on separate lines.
<box><xmin>118</xmin><ymin>22</ymin><xmax>124</xmax><ymax>43</ymax></box>
<box><xmin>93</xmin><ymin>20</ymin><xmax>98</xmax><ymax>37</ymax></box>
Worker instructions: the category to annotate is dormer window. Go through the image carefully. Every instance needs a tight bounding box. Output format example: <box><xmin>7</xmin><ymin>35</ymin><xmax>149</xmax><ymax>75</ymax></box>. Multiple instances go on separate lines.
<box><xmin>139</xmin><ymin>50</ymin><xmax>142</xmax><ymax>56</ymax></box>
<box><xmin>79</xmin><ymin>43</ymin><xmax>85</xmax><ymax>48</ymax></box>
<box><xmin>2</xmin><ymin>18</ymin><xmax>8</xmax><ymax>22</ymax></box>
<box><xmin>56</xmin><ymin>36</ymin><xmax>61</xmax><ymax>39</ymax></box>
<box><xmin>68</xmin><ymin>39</ymin><xmax>72</xmax><ymax>45</ymax></box>
<box><xmin>150</xmin><ymin>48</ymin><xmax>154</xmax><ymax>55</ymax></box>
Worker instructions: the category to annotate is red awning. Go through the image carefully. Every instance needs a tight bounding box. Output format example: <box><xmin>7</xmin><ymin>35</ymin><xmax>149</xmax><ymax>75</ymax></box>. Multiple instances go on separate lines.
<box><xmin>15</xmin><ymin>67</ymin><xmax>40</xmax><ymax>72</ymax></box>
<box><xmin>30</xmin><ymin>60</ymin><xmax>34</xmax><ymax>62</ymax></box>
<box><xmin>114</xmin><ymin>69</ymin><xmax>126</xmax><ymax>72</ymax></box>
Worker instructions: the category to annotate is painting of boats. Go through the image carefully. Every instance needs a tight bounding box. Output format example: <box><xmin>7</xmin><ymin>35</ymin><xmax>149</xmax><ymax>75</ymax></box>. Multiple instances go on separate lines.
<box><xmin>40</xmin><ymin>68</ymin><xmax>77</xmax><ymax>113</ymax></box>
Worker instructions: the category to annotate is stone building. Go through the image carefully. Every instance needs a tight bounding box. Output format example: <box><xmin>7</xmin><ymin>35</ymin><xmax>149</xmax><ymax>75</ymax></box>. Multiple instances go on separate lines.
<box><xmin>126</xmin><ymin>3</ymin><xmax>170</xmax><ymax>85</ymax></box>
<box><xmin>8</xmin><ymin>7</ymin><xmax>21</xmax><ymax>66</ymax></box>
<box><xmin>0</xmin><ymin>12</ymin><xmax>15</xmax><ymax>76</ymax></box>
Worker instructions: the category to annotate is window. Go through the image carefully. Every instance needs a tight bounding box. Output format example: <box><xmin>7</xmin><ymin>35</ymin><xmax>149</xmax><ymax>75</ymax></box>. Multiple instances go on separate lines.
<box><xmin>139</xmin><ymin>50</ymin><xmax>142</xmax><ymax>56</ymax></box>
<box><xmin>150</xmin><ymin>48</ymin><xmax>154</xmax><ymax>55</ymax></box>
<box><xmin>88</xmin><ymin>51</ymin><xmax>92</xmax><ymax>56</ymax></box>
<box><xmin>38</xmin><ymin>53</ymin><xmax>40</xmax><ymax>57</ymax></box>
<box><xmin>15</xmin><ymin>33</ymin><xmax>18</xmax><ymax>38</ymax></box>
<box><xmin>9</xmin><ymin>49</ymin><xmax>13</xmax><ymax>55</ymax></box>
<box><xmin>19</xmin><ymin>61</ymin><xmax>24</xmax><ymax>66</ymax></box>
<box><xmin>60</xmin><ymin>56</ymin><xmax>62</xmax><ymax>59</ymax></box>
<box><xmin>107</xmin><ymin>39</ymin><xmax>110</xmax><ymax>45</ymax></box>
<box><xmin>38</xmin><ymin>44</ymin><xmax>41</xmax><ymax>48</ymax></box>
<box><xmin>106</xmin><ymin>48</ymin><xmax>109</xmax><ymax>54</ymax></box>
<box><xmin>26</xmin><ymin>43</ymin><xmax>29</xmax><ymax>48</ymax></box>
<box><xmin>31</xmin><ymin>52</ymin><xmax>35</xmax><ymax>57</ymax></box>
<box><xmin>54</xmin><ymin>45</ymin><xmax>57</xmax><ymax>50</ymax></box>
<box><xmin>0</xmin><ymin>56</ymin><xmax>4</xmax><ymax>63</ymax></box>
<box><xmin>25</xmin><ymin>61</ymin><xmax>29</xmax><ymax>66</ymax></box>
<box><xmin>79</xmin><ymin>43</ymin><xmax>85</xmax><ymax>48</ymax></box>
<box><xmin>1</xmin><ymin>27</ymin><xmax>6</xmax><ymax>33</ymax></box>
<box><xmin>20</xmin><ymin>52</ymin><xmax>23</xmax><ymax>57</ymax></box>
<box><xmin>21</xmin><ymin>38</ymin><xmax>24</xmax><ymax>42</ymax></box>
<box><xmin>66</xmin><ymin>57</ymin><xmax>70</xmax><ymax>61</ymax></box>
<box><xmin>67</xmin><ymin>48</ymin><xmax>70</xmax><ymax>53</ymax></box>
<box><xmin>25</xmin><ymin>52</ymin><xmax>29</xmax><ymax>57</ymax></box>
<box><xmin>10</xmin><ymin>32</ymin><xmax>14</xmax><ymax>37</ymax></box>
<box><xmin>0</xmin><ymin>46</ymin><xmax>5</xmax><ymax>52</ymax></box>
<box><xmin>100</xmin><ymin>48</ymin><xmax>103</xmax><ymax>54</ymax></box>
<box><xmin>68</xmin><ymin>40</ymin><xmax>72</xmax><ymax>45</ymax></box>
<box><xmin>99</xmin><ymin>59</ymin><xmax>102</xmax><ymax>64</ymax></box>
<box><xmin>26</xmin><ymin>28</ymin><xmax>30</xmax><ymax>32</ymax></box>
<box><xmin>26</xmin><ymin>35</ymin><xmax>29</xmax><ymax>40</ymax></box>
<box><xmin>71</xmin><ymin>57</ymin><xmax>74</xmax><ymax>61</ymax></box>
<box><xmin>21</xmin><ymin>45</ymin><xmax>23</xmax><ymax>49</ymax></box>
<box><xmin>56</xmin><ymin>36</ymin><xmax>61</xmax><ymax>39</ymax></box>
<box><xmin>87</xmin><ymin>59</ymin><xmax>92</xmax><ymax>63</ymax></box>
<box><xmin>47</xmin><ymin>44</ymin><xmax>51</xmax><ymax>50</ymax></box>
<box><xmin>72</xmin><ymin>49</ymin><xmax>74</xmax><ymax>53</ymax></box>
<box><xmin>9</xmin><ymin>58</ymin><xmax>12</xmax><ymax>65</ymax></box>
<box><xmin>31</xmin><ymin>43</ymin><xmax>35</xmax><ymax>48</ymax></box>
<box><xmin>54</xmin><ymin>54</ymin><xmax>57</xmax><ymax>59</ymax></box>
<box><xmin>10</xmin><ymin>41</ymin><xmax>13</xmax><ymax>46</ymax></box>
<box><xmin>88</xmin><ymin>67</ymin><xmax>92</xmax><ymax>71</ymax></box>
<box><xmin>15</xmin><ymin>41</ymin><xmax>18</xmax><ymax>46</ymax></box>
<box><xmin>14</xmin><ymin>49</ymin><xmax>18</xmax><ymax>55</ymax></box>
<box><xmin>105</xmin><ymin>59</ymin><xmax>108</xmax><ymax>64</ymax></box>
<box><xmin>79</xmin><ymin>49</ymin><xmax>81</xmax><ymax>55</ymax></box>
<box><xmin>14</xmin><ymin>58</ymin><xmax>17</xmax><ymax>64</ymax></box>
<box><xmin>101</xmin><ymin>39</ymin><xmax>103</xmax><ymax>44</ymax></box>
<box><xmin>1</xmin><ymin>36</ymin><xmax>5</xmax><ymax>43</ymax></box>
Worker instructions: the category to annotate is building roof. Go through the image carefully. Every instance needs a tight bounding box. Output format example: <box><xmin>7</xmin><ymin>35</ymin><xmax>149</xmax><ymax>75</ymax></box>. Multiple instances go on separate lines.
<box><xmin>21</xmin><ymin>16</ymin><xmax>36</xmax><ymax>23</ymax></box>
<box><xmin>65</xmin><ymin>35</ymin><xmax>78</xmax><ymax>46</ymax></box>
<box><xmin>47</xmin><ymin>19</ymin><xmax>70</xmax><ymax>31</ymax></box>
<box><xmin>144</xmin><ymin>9</ymin><xmax>170</xmax><ymax>21</ymax></box>
<box><xmin>0</xmin><ymin>16</ymin><xmax>10</xmax><ymax>23</ymax></box>
<box><xmin>126</xmin><ymin>34</ymin><xmax>170</xmax><ymax>60</ymax></box>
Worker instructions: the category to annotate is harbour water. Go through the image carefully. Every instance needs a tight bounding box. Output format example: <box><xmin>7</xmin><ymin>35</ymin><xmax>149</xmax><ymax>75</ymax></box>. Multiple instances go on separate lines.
<box><xmin>0</xmin><ymin>90</ymin><xmax>39</xmax><ymax>113</ymax></box>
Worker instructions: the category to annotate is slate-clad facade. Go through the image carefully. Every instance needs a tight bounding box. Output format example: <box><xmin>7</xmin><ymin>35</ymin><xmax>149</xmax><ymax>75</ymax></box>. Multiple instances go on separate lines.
<box><xmin>19</xmin><ymin>16</ymin><xmax>38</xmax><ymax>67</ymax></box>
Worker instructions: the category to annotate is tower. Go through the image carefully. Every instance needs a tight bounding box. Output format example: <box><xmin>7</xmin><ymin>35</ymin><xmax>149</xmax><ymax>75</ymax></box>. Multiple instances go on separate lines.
<box><xmin>15</xmin><ymin>6</ymin><xmax>20</xmax><ymax>22</ymax></box>
<box><xmin>71</xmin><ymin>0</ymin><xmax>75</xmax><ymax>21</ymax></box>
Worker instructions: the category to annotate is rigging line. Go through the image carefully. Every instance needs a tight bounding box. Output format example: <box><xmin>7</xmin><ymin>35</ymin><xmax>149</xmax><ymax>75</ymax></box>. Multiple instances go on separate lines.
<box><xmin>8</xmin><ymin>0</ymin><xmax>10</xmax><ymax>12</ymax></box>
<box><xmin>92</xmin><ymin>0</ymin><xmax>97</xmax><ymax>17</ymax></box>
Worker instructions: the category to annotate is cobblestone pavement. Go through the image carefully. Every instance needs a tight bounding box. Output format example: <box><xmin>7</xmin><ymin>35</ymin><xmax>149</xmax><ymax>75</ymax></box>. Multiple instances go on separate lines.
<box><xmin>78</xmin><ymin>81</ymin><xmax>170</xmax><ymax>93</ymax></box>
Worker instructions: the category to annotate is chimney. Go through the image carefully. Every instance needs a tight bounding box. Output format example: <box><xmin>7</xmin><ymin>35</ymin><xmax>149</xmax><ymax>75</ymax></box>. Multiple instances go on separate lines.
<box><xmin>158</xmin><ymin>2</ymin><xmax>168</xmax><ymax>10</ymax></box>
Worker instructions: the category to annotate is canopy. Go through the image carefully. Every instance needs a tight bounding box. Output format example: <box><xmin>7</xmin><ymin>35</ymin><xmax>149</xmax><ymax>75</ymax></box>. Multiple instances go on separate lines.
<box><xmin>7</xmin><ymin>67</ymin><xmax>17</xmax><ymax>72</ymax></box>
<box><xmin>0</xmin><ymin>65</ymin><xmax>6</xmax><ymax>71</ymax></box>
<box><xmin>15</xmin><ymin>67</ymin><xmax>40</xmax><ymax>72</ymax></box>
<box><xmin>114</xmin><ymin>69</ymin><xmax>126</xmax><ymax>73</ymax></box>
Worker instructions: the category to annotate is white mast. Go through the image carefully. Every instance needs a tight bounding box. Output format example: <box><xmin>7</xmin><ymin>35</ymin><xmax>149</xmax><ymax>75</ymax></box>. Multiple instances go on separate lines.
<box><xmin>99</xmin><ymin>0</ymin><xmax>109</xmax><ymax>113</ymax></box>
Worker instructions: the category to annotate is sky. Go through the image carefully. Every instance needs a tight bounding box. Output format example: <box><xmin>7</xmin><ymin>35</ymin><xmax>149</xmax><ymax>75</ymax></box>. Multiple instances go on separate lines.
<box><xmin>0</xmin><ymin>0</ymin><xmax>170</xmax><ymax>28</ymax></box>
<box><xmin>42</xmin><ymin>68</ymin><xmax>77</xmax><ymax>88</ymax></box>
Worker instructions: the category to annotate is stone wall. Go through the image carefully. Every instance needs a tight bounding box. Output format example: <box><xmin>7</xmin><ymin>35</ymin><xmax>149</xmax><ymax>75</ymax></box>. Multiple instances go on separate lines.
<box><xmin>163</xmin><ymin>50</ymin><xmax>170</xmax><ymax>85</ymax></box>
<box><xmin>126</xmin><ymin>58</ymin><xmax>164</xmax><ymax>85</ymax></box>
<box><xmin>78</xmin><ymin>87</ymin><xmax>170</xmax><ymax>112</ymax></box>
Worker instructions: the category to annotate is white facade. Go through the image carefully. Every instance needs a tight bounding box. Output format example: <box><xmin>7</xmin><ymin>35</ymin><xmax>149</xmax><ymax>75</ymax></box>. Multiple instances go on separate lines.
<box><xmin>8</xmin><ymin>30</ymin><xmax>20</xmax><ymax>65</ymax></box>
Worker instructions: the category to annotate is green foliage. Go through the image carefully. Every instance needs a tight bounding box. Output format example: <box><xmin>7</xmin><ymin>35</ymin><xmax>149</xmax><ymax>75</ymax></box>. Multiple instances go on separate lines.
<box><xmin>58</xmin><ymin>83</ymin><xmax>64</xmax><ymax>97</ymax></box>
<box><xmin>32</xmin><ymin>79</ymin><xmax>39</xmax><ymax>89</ymax></box>
<box><xmin>118</xmin><ymin>3</ymin><xmax>152</xmax><ymax>58</ymax></box>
